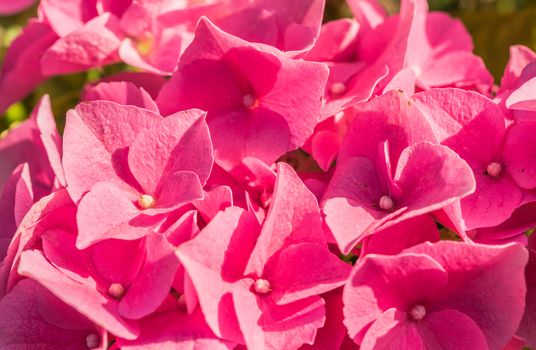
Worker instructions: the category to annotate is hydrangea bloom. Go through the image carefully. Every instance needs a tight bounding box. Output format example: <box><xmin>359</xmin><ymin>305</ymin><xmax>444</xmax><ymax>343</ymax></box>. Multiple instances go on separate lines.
<box><xmin>0</xmin><ymin>0</ymin><xmax>534</xmax><ymax>349</ymax></box>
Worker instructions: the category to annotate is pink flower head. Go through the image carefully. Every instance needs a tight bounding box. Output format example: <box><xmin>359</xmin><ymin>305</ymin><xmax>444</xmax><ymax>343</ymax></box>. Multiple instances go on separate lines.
<box><xmin>499</xmin><ymin>45</ymin><xmax>536</xmax><ymax>94</ymax></box>
<box><xmin>343</xmin><ymin>241</ymin><xmax>528</xmax><ymax>349</ymax></box>
<box><xmin>177</xmin><ymin>163</ymin><xmax>351</xmax><ymax>349</ymax></box>
<box><xmin>0</xmin><ymin>95</ymin><xmax>64</xmax><ymax>198</ymax></box>
<box><xmin>0</xmin><ymin>278</ymin><xmax>107</xmax><ymax>349</ymax></box>
<box><xmin>157</xmin><ymin>18</ymin><xmax>329</xmax><ymax>171</ymax></box>
<box><xmin>62</xmin><ymin>101</ymin><xmax>213</xmax><ymax>248</ymax></box>
<box><xmin>414</xmin><ymin>88</ymin><xmax>524</xmax><ymax>230</ymax></box>
<box><xmin>323</xmin><ymin>90</ymin><xmax>475</xmax><ymax>254</ymax></box>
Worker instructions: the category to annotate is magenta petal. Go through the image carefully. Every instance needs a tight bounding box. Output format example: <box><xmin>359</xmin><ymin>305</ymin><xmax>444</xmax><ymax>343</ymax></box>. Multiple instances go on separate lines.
<box><xmin>500</xmin><ymin>45</ymin><xmax>536</xmax><ymax>93</ymax></box>
<box><xmin>83</xmin><ymin>81</ymin><xmax>160</xmax><ymax>113</ymax></box>
<box><xmin>268</xmin><ymin>242</ymin><xmax>350</xmax><ymax>305</ymax></box>
<box><xmin>407</xmin><ymin>241</ymin><xmax>528</xmax><ymax>349</ymax></box>
<box><xmin>360</xmin><ymin>309</ymin><xmax>421</xmax><ymax>350</ymax></box>
<box><xmin>40</xmin><ymin>0</ymin><xmax>98</xmax><ymax>36</ymax></box>
<box><xmin>503</xmin><ymin>120</ymin><xmax>536</xmax><ymax>189</ymax></box>
<box><xmin>0</xmin><ymin>20</ymin><xmax>57</xmax><ymax>114</ymax></box>
<box><xmin>0</xmin><ymin>278</ymin><xmax>104</xmax><ymax>350</ymax></box>
<box><xmin>247</xmin><ymin>163</ymin><xmax>325</xmax><ymax>274</ymax></box>
<box><xmin>18</xmin><ymin>250</ymin><xmax>140</xmax><ymax>339</ymax></box>
<box><xmin>0</xmin><ymin>164</ymin><xmax>33</xmax><ymax>261</ymax></box>
<box><xmin>507</xmin><ymin>75</ymin><xmax>536</xmax><ymax>111</ymax></box>
<box><xmin>393</xmin><ymin>142</ymin><xmax>476</xmax><ymax>222</ymax></box>
<box><xmin>460</xmin><ymin>171</ymin><xmax>522</xmax><ymax>229</ymax></box>
<box><xmin>41</xmin><ymin>13</ymin><xmax>122</xmax><ymax>75</ymax></box>
<box><xmin>91</xmin><ymin>238</ymin><xmax>145</xmax><ymax>287</ymax></box>
<box><xmin>155</xmin><ymin>171</ymin><xmax>204</xmax><ymax>209</ymax></box>
<box><xmin>343</xmin><ymin>253</ymin><xmax>448</xmax><ymax>342</ymax></box>
<box><xmin>0</xmin><ymin>0</ymin><xmax>35</xmax><ymax>14</ymax></box>
<box><xmin>119</xmin><ymin>233</ymin><xmax>181</xmax><ymax>319</ymax></box>
<box><xmin>117</xmin><ymin>308</ymin><xmax>234</xmax><ymax>350</ymax></box>
<box><xmin>76</xmin><ymin>182</ymin><xmax>162</xmax><ymax>249</ymax></box>
<box><xmin>176</xmin><ymin>207</ymin><xmax>260</xmax><ymax>342</ymax></box>
<box><xmin>417</xmin><ymin>309</ymin><xmax>488</xmax><ymax>349</ymax></box>
<box><xmin>62</xmin><ymin>101</ymin><xmax>162</xmax><ymax>202</ymax></box>
<box><xmin>233</xmin><ymin>290</ymin><xmax>325</xmax><ymax>350</ymax></box>
<box><xmin>128</xmin><ymin>109</ymin><xmax>213</xmax><ymax>194</ymax></box>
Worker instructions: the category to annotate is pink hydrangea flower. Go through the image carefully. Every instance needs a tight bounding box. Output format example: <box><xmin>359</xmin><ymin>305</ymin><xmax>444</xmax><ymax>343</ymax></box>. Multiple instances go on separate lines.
<box><xmin>343</xmin><ymin>241</ymin><xmax>528</xmax><ymax>349</ymax></box>
<box><xmin>177</xmin><ymin>163</ymin><xmax>351</xmax><ymax>349</ymax></box>
<box><xmin>62</xmin><ymin>101</ymin><xmax>213</xmax><ymax>248</ymax></box>
<box><xmin>414</xmin><ymin>88</ymin><xmax>527</xmax><ymax>230</ymax></box>
<box><xmin>0</xmin><ymin>0</ymin><xmax>35</xmax><ymax>15</ymax></box>
<box><xmin>157</xmin><ymin>18</ymin><xmax>329</xmax><ymax>171</ymax></box>
<box><xmin>322</xmin><ymin>90</ymin><xmax>475</xmax><ymax>253</ymax></box>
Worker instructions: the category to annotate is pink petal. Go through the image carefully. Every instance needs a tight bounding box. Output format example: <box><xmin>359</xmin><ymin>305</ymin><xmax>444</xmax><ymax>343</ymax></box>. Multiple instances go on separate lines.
<box><xmin>503</xmin><ymin>120</ymin><xmax>536</xmax><ymax>189</ymax></box>
<box><xmin>18</xmin><ymin>250</ymin><xmax>140</xmax><ymax>339</ymax></box>
<box><xmin>128</xmin><ymin>109</ymin><xmax>213</xmax><ymax>194</ymax></box>
<box><xmin>247</xmin><ymin>163</ymin><xmax>325</xmax><ymax>274</ymax></box>
<box><xmin>359</xmin><ymin>308</ymin><xmax>421</xmax><ymax>350</ymax></box>
<box><xmin>233</xmin><ymin>290</ymin><xmax>325</xmax><ymax>350</ymax></box>
<box><xmin>176</xmin><ymin>207</ymin><xmax>260</xmax><ymax>342</ymax></box>
<box><xmin>0</xmin><ymin>20</ymin><xmax>57</xmax><ymax>114</ymax></box>
<box><xmin>0</xmin><ymin>0</ymin><xmax>35</xmax><ymax>15</ymax></box>
<box><xmin>347</xmin><ymin>0</ymin><xmax>387</xmax><ymax>32</ymax></box>
<box><xmin>62</xmin><ymin>100</ymin><xmax>162</xmax><ymax>202</ymax></box>
<box><xmin>362</xmin><ymin>215</ymin><xmax>440</xmax><ymax>256</ymax></box>
<box><xmin>506</xmin><ymin>76</ymin><xmax>536</xmax><ymax>111</ymax></box>
<box><xmin>406</xmin><ymin>241</ymin><xmax>528</xmax><ymax>349</ymax></box>
<box><xmin>76</xmin><ymin>181</ymin><xmax>163</xmax><ymax>249</ymax></box>
<box><xmin>82</xmin><ymin>81</ymin><xmax>160</xmax><ymax>113</ymax></box>
<box><xmin>39</xmin><ymin>0</ymin><xmax>98</xmax><ymax>36</ymax></box>
<box><xmin>267</xmin><ymin>242</ymin><xmax>351</xmax><ymax>305</ymax></box>
<box><xmin>392</xmin><ymin>142</ymin><xmax>476</xmax><ymax>223</ymax></box>
<box><xmin>500</xmin><ymin>45</ymin><xmax>536</xmax><ymax>93</ymax></box>
<box><xmin>0</xmin><ymin>164</ymin><xmax>33</xmax><ymax>261</ymax></box>
<box><xmin>117</xmin><ymin>308</ymin><xmax>234</xmax><ymax>350</ymax></box>
<box><xmin>119</xmin><ymin>233</ymin><xmax>181</xmax><ymax>319</ymax></box>
<box><xmin>0</xmin><ymin>278</ymin><xmax>105</xmax><ymax>350</ymax></box>
<box><xmin>417</xmin><ymin>309</ymin><xmax>488</xmax><ymax>349</ymax></box>
<box><xmin>343</xmin><ymin>253</ymin><xmax>448</xmax><ymax>342</ymax></box>
<box><xmin>41</xmin><ymin>13</ymin><xmax>122</xmax><ymax>75</ymax></box>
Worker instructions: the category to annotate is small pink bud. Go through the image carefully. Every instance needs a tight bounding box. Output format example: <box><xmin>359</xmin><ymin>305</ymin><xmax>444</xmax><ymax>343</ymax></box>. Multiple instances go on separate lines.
<box><xmin>86</xmin><ymin>333</ymin><xmax>100</xmax><ymax>349</ymax></box>
<box><xmin>138</xmin><ymin>194</ymin><xmax>156</xmax><ymax>209</ymax></box>
<box><xmin>254</xmin><ymin>278</ymin><xmax>271</xmax><ymax>294</ymax></box>
<box><xmin>410</xmin><ymin>304</ymin><xmax>426</xmax><ymax>321</ymax></box>
<box><xmin>330</xmin><ymin>82</ymin><xmax>346</xmax><ymax>96</ymax></box>
<box><xmin>108</xmin><ymin>283</ymin><xmax>125</xmax><ymax>299</ymax></box>
<box><xmin>378</xmin><ymin>195</ymin><xmax>394</xmax><ymax>211</ymax></box>
<box><xmin>243</xmin><ymin>94</ymin><xmax>258</xmax><ymax>109</ymax></box>
<box><xmin>486</xmin><ymin>162</ymin><xmax>502</xmax><ymax>177</ymax></box>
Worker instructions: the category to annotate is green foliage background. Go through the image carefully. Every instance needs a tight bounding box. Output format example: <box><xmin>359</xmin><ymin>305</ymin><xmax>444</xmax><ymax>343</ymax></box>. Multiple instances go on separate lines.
<box><xmin>1</xmin><ymin>0</ymin><xmax>536</xmax><ymax>133</ymax></box>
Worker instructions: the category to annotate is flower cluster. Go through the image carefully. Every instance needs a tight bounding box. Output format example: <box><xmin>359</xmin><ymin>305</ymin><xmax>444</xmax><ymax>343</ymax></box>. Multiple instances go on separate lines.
<box><xmin>0</xmin><ymin>0</ymin><xmax>535</xmax><ymax>349</ymax></box>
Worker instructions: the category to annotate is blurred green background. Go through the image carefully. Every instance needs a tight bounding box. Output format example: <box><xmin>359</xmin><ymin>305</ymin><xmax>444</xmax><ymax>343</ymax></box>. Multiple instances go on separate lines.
<box><xmin>1</xmin><ymin>0</ymin><xmax>536</xmax><ymax>132</ymax></box>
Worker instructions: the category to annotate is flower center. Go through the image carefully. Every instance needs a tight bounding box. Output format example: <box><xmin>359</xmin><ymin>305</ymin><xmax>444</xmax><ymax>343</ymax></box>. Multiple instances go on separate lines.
<box><xmin>330</xmin><ymin>82</ymin><xmax>346</xmax><ymax>96</ymax></box>
<box><xmin>177</xmin><ymin>294</ymin><xmax>187</xmax><ymax>310</ymax></box>
<box><xmin>243</xmin><ymin>94</ymin><xmax>259</xmax><ymax>109</ymax></box>
<box><xmin>378</xmin><ymin>195</ymin><xmax>394</xmax><ymax>211</ymax></box>
<box><xmin>108</xmin><ymin>283</ymin><xmax>125</xmax><ymax>299</ymax></box>
<box><xmin>253</xmin><ymin>278</ymin><xmax>271</xmax><ymax>294</ymax></box>
<box><xmin>86</xmin><ymin>333</ymin><xmax>100</xmax><ymax>349</ymax></box>
<box><xmin>138</xmin><ymin>194</ymin><xmax>156</xmax><ymax>209</ymax></box>
<box><xmin>486</xmin><ymin>162</ymin><xmax>502</xmax><ymax>177</ymax></box>
<box><xmin>136</xmin><ymin>36</ymin><xmax>153</xmax><ymax>56</ymax></box>
<box><xmin>410</xmin><ymin>304</ymin><xmax>426</xmax><ymax>321</ymax></box>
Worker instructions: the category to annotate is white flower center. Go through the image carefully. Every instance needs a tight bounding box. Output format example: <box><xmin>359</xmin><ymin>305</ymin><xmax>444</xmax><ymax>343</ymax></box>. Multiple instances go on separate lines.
<box><xmin>410</xmin><ymin>304</ymin><xmax>426</xmax><ymax>321</ymax></box>
<box><xmin>108</xmin><ymin>283</ymin><xmax>125</xmax><ymax>299</ymax></box>
<box><xmin>254</xmin><ymin>278</ymin><xmax>271</xmax><ymax>294</ymax></box>
<box><xmin>379</xmin><ymin>195</ymin><xmax>394</xmax><ymax>211</ymax></box>
<box><xmin>138</xmin><ymin>194</ymin><xmax>156</xmax><ymax>209</ymax></box>
<box><xmin>243</xmin><ymin>94</ymin><xmax>258</xmax><ymax>109</ymax></box>
<box><xmin>330</xmin><ymin>82</ymin><xmax>346</xmax><ymax>96</ymax></box>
